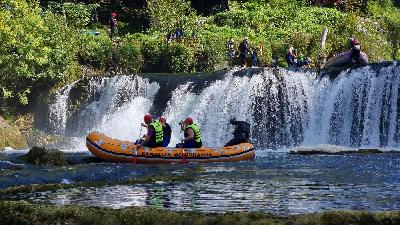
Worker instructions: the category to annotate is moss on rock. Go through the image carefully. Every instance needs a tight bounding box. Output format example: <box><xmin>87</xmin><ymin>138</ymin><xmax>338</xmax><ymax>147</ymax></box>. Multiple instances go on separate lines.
<box><xmin>18</xmin><ymin>146</ymin><xmax>67</xmax><ymax>166</ymax></box>
<box><xmin>0</xmin><ymin>173</ymin><xmax>200</xmax><ymax>197</ymax></box>
<box><xmin>0</xmin><ymin>201</ymin><xmax>399</xmax><ymax>225</ymax></box>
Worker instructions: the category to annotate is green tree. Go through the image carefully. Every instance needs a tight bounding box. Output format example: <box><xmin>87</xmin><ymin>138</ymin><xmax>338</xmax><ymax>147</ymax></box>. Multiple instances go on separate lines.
<box><xmin>0</xmin><ymin>0</ymin><xmax>78</xmax><ymax>109</ymax></box>
<box><xmin>146</xmin><ymin>0</ymin><xmax>197</xmax><ymax>35</ymax></box>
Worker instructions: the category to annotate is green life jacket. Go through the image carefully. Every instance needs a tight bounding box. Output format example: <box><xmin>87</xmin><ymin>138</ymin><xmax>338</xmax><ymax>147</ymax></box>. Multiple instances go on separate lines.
<box><xmin>185</xmin><ymin>124</ymin><xmax>202</xmax><ymax>143</ymax></box>
<box><xmin>149</xmin><ymin>121</ymin><xmax>163</xmax><ymax>143</ymax></box>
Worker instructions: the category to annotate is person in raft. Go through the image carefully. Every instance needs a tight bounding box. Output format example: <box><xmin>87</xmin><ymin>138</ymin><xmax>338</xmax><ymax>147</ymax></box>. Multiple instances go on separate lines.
<box><xmin>225</xmin><ymin>118</ymin><xmax>251</xmax><ymax>147</ymax></box>
<box><xmin>176</xmin><ymin>117</ymin><xmax>202</xmax><ymax>148</ymax></box>
<box><xmin>159</xmin><ymin>116</ymin><xmax>172</xmax><ymax>147</ymax></box>
<box><xmin>136</xmin><ymin>114</ymin><xmax>163</xmax><ymax>147</ymax></box>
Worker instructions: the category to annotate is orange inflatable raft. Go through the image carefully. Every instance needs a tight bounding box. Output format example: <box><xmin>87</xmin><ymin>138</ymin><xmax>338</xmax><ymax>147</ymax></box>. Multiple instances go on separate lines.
<box><xmin>86</xmin><ymin>131</ymin><xmax>255</xmax><ymax>164</ymax></box>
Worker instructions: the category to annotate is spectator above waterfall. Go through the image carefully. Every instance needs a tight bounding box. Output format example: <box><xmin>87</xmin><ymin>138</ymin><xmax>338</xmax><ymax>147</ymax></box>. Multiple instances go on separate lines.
<box><xmin>90</xmin><ymin>9</ymin><xmax>98</xmax><ymax>25</ymax></box>
<box><xmin>239</xmin><ymin>37</ymin><xmax>251</xmax><ymax>67</ymax></box>
<box><xmin>109</xmin><ymin>12</ymin><xmax>117</xmax><ymax>39</ymax></box>
<box><xmin>227</xmin><ymin>37</ymin><xmax>236</xmax><ymax>66</ymax></box>
<box><xmin>159</xmin><ymin>116</ymin><xmax>171</xmax><ymax>147</ymax></box>
<box><xmin>175</xmin><ymin>28</ymin><xmax>184</xmax><ymax>39</ymax></box>
<box><xmin>176</xmin><ymin>117</ymin><xmax>202</xmax><ymax>148</ymax></box>
<box><xmin>271</xmin><ymin>56</ymin><xmax>279</xmax><ymax>67</ymax></box>
<box><xmin>285</xmin><ymin>46</ymin><xmax>297</xmax><ymax>67</ymax></box>
<box><xmin>349</xmin><ymin>37</ymin><xmax>361</xmax><ymax>64</ymax></box>
<box><xmin>296</xmin><ymin>52</ymin><xmax>311</xmax><ymax>68</ymax></box>
<box><xmin>166</xmin><ymin>28</ymin><xmax>184</xmax><ymax>43</ymax></box>
<box><xmin>136</xmin><ymin>114</ymin><xmax>163</xmax><ymax>148</ymax></box>
<box><xmin>225</xmin><ymin>118</ymin><xmax>251</xmax><ymax>147</ymax></box>
<box><xmin>349</xmin><ymin>37</ymin><xmax>361</xmax><ymax>50</ymax></box>
<box><xmin>251</xmin><ymin>48</ymin><xmax>259</xmax><ymax>67</ymax></box>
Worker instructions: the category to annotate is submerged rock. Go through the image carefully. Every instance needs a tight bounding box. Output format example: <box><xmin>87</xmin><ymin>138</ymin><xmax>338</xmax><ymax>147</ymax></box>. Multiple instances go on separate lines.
<box><xmin>356</xmin><ymin>148</ymin><xmax>383</xmax><ymax>154</ymax></box>
<box><xmin>290</xmin><ymin>144</ymin><xmax>388</xmax><ymax>155</ymax></box>
<box><xmin>291</xmin><ymin>144</ymin><xmax>352</xmax><ymax>155</ymax></box>
<box><xmin>18</xmin><ymin>146</ymin><xmax>67</xmax><ymax>165</ymax></box>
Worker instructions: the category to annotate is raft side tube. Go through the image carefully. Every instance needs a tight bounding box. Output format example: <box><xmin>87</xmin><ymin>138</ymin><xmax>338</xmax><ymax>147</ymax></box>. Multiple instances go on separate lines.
<box><xmin>86</xmin><ymin>131</ymin><xmax>255</xmax><ymax>164</ymax></box>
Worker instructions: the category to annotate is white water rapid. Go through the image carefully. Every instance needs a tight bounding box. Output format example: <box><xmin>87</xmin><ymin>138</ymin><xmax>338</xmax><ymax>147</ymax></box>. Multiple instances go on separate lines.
<box><xmin>48</xmin><ymin>63</ymin><xmax>400</xmax><ymax>149</ymax></box>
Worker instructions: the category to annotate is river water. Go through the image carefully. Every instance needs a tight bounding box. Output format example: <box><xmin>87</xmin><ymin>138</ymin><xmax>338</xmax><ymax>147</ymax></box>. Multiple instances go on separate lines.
<box><xmin>1</xmin><ymin>149</ymin><xmax>399</xmax><ymax>215</ymax></box>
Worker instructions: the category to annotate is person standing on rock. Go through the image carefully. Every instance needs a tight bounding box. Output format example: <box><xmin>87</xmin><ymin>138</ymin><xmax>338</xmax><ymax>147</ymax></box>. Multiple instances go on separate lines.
<box><xmin>109</xmin><ymin>12</ymin><xmax>117</xmax><ymax>39</ymax></box>
<box><xmin>348</xmin><ymin>37</ymin><xmax>361</xmax><ymax>65</ymax></box>
<box><xmin>239</xmin><ymin>37</ymin><xmax>250</xmax><ymax>67</ymax></box>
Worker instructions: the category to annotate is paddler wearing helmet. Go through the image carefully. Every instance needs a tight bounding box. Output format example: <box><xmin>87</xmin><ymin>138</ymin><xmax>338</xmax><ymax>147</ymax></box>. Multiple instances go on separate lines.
<box><xmin>136</xmin><ymin>114</ymin><xmax>163</xmax><ymax>147</ymax></box>
<box><xmin>176</xmin><ymin>117</ymin><xmax>202</xmax><ymax>148</ymax></box>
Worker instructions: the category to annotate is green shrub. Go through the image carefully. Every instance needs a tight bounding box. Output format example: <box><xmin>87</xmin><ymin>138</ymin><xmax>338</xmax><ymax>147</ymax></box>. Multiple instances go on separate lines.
<box><xmin>139</xmin><ymin>35</ymin><xmax>167</xmax><ymax>72</ymax></box>
<box><xmin>0</xmin><ymin>0</ymin><xmax>78</xmax><ymax>108</ymax></box>
<box><xmin>146</xmin><ymin>0</ymin><xmax>197</xmax><ymax>35</ymax></box>
<box><xmin>78</xmin><ymin>32</ymin><xmax>113</xmax><ymax>69</ymax></box>
<box><xmin>214</xmin><ymin>10</ymin><xmax>251</xmax><ymax>29</ymax></box>
<box><xmin>47</xmin><ymin>2</ymin><xmax>99</xmax><ymax>28</ymax></box>
<box><xmin>212</xmin><ymin>1</ymin><xmax>397</xmax><ymax>65</ymax></box>
<box><xmin>115</xmin><ymin>39</ymin><xmax>143</xmax><ymax>73</ymax></box>
<box><xmin>167</xmin><ymin>43</ymin><xmax>195</xmax><ymax>73</ymax></box>
<box><xmin>195</xmin><ymin>26</ymin><xmax>231</xmax><ymax>71</ymax></box>
<box><xmin>368</xmin><ymin>1</ymin><xmax>400</xmax><ymax>60</ymax></box>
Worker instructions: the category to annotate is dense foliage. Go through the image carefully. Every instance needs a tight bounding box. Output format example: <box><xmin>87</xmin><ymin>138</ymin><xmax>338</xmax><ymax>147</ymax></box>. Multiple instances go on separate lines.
<box><xmin>0</xmin><ymin>0</ymin><xmax>78</xmax><ymax>108</ymax></box>
<box><xmin>0</xmin><ymin>0</ymin><xmax>399</xmax><ymax>113</ymax></box>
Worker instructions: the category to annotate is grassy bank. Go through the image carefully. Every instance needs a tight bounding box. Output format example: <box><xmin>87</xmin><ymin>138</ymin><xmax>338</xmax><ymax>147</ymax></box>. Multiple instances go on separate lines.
<box><xmin>0</xmin><ymin>200</ymin><xmax>399</xmax><ymax>225</ymax></box>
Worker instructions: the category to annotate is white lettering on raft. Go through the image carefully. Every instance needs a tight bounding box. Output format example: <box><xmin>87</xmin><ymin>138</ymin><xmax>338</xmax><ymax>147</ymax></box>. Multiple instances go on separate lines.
<box><xmin>140</xmin><ymin>152</ymin><xmax>212</xmax><ymax>157</ymax></box>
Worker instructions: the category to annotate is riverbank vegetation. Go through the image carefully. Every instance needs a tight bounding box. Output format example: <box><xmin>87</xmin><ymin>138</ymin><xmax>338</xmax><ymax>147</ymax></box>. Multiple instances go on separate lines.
<box><xmin>1</xmin><ymin>200</ymin><xmax>399</xmax><ymax>225</ymax></box>
<box><xmin>0</xmin><ymin>0</ymin><xmax>399</xmax><ymax>113</ymax></box>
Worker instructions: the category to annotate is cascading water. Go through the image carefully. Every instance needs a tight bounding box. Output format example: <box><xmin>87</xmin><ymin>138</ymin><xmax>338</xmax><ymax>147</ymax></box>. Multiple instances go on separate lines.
<box><xmin>303</xmin><ymin>63</ymin><xmax>400</xmax><ymax>147</ymax></box>
<box><xmin>83</xmin><ymin>76</ymin><xmax>159</xmax><ymax>140</ymax></box>
<box><xmin>48</xmin><ymin>81</ymin><xmax>79</xmax><ymax>135</ymax></box>
<box><xmin>49</xmin><ymin>75</ymin><xmax>159</xmax><ymax>140</ymax></box>
<box><xmin>47</xmin><ymin>62</ymin><xmax>400</xmax><ymax>149</ymax></box>
<box><xmin>163</xmin><ymin>68</ymin><xmax>315</xmax><ymax>147</ymax></box>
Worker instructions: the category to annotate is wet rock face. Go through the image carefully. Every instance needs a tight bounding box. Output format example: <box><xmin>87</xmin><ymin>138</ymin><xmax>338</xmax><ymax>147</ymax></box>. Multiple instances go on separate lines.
<box><xmin>19</xmin><ymin>146</ymin><xmax>67</xmax><ymax>166</ymax></box>
<box><xmin>0</xmin><ymin>116</ymin><xmax>28</xmax><ymax>149</ymax></box>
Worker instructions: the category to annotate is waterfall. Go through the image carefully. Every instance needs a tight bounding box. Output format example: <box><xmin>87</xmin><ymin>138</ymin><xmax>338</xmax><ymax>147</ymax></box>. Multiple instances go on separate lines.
<box><xmin>163</xmin><ymin>68</ymin><xmax>315</xmax><ymax>147</ymax></box>
<box><xmin>48</xmin><ymin>75</ymin><xmax>159</xmax><ymax>140</ymax></box>
<box><xmin>48</xmin><ymin>81</ymin><xmax>78</xmax><ymax>135</ymax></box>
<box><xmin>303</xmin><ymin>63</ymin><xmax>400</xmax><ymax>147</ymax></box>
<box><xmin>47</xmin><ymin>62</ymin><xmax>400</xmax><ymax>148</ymax></box>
